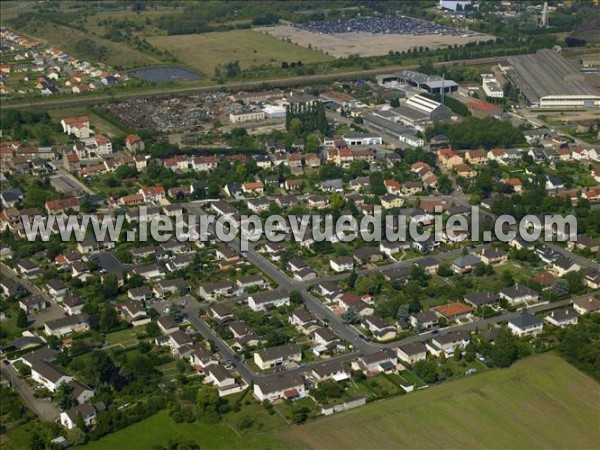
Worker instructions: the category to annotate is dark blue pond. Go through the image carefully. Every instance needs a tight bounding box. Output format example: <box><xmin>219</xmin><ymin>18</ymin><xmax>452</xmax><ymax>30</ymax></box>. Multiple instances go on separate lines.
<box><xmin>129</xmin><ymin>66</ymin><xmax>203</xmax><ymax>83</ymax></box>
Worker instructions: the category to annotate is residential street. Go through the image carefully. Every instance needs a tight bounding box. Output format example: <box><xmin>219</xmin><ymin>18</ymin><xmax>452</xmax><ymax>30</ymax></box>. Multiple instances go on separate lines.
<box><xmin>0</xmin><ymin>363</ymin><xmax>60</xmax><ymax>422</ymax></box>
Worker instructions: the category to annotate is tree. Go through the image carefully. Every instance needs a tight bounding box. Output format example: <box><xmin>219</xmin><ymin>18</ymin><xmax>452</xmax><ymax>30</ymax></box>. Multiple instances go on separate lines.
<box><xmin>99</xmin><ymin>306</ymin><xmax>119</xmax><ymax>332</ymax></box>
<box><xmin>196</xmin><ymin>385</ymin><xmax>227</xmax><ymax>423</ymax></box>
<box><xmin>290</xmin><ymin>290</ymin><xmax>303</xmax><ymax>305</ymax></box>
<box><xmin>55</xmin><ymin>382</ymin><xmax>75</xmax><ymax>409</ymax></box>
<box><xmin>145</xmin><ymin>321</ymin><xmax>161</xmax><ymax>337</ymax></box>
<box><xmin>414</xmin><ymin>359</ymin><xmax>438</xmax><ymax>383</ymax></box>
<box><xmin>16</xmin><ymin>309</ymin><xmax>28</xmax><ymax>328</ymax></box>
<box><xmin>101</xmin><ymin>274</ymin><xmax>119</xmax><ymax>298</ymax></box>
<box><xmin>76</xmin><ymin>411</ymin><xmax>88</xmax><ymax>432</ymax></box>
<box><xmin>290</xmin><ymin>404</ymin><xmax>311</xmax><ymax>424</ymax></box>
<box><xmin>491</xmin><ymin>328</ymin><xmax>518</xmax><ymax>368</ymax></box>
<box><xmin>169</xmin><ymin>304</ymin><xmax>184</xmax><ymax>322</ymax></box>
<box><xmin>346</xmin><ymin>271</ymin><xmax>358</xmax><ymax>289</ymax></box>
<box><xmin>342</xmin><ymin>308</ymin><xmax>361</xmax><ymax>325</ymax></box>
<box><xmin>437</xmin><ymin>174</ymin><xmax>453</xmax><ymax>194</ymax></box>
<box><xmin>389</xmin><ymin>97</ymin><xmax>401</xmax><ymax>108</ymax></box>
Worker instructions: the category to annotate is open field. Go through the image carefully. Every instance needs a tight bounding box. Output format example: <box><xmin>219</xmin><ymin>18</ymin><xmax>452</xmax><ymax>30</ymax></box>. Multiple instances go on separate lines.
<box><xmin>280</xmin><ymin>353</ymin><xmax>600</xmax><ymax>450</ymax></box>
<box><xmin>16</xmin><ymin>22</ymin><xmax>159</xmax><ymax>69</ymax></box>
<box><xmin>259</xmin><ymin>26</ymin><xmax>495</xmax><ymax>58</ymax></box>
<box><xmin>147</xmin><ymin>29</ymin><xmax>334</xmax><ymax>75</ymax></box>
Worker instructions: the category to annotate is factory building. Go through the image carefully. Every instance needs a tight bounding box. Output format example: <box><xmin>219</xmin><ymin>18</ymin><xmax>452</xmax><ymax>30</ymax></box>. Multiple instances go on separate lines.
<box><xmin>377</xmin><ymin>70</ymin><xmax>459</xmax><ymax>95</ymax></box>
<box><xmin>506</xmin><ymin>49</ymin><xmax>600</xmax><ymax>109</ymax></box>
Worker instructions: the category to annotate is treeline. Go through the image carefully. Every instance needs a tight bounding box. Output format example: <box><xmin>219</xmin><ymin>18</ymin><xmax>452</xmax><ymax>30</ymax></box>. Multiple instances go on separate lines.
<box><xmin>1</xmin><ymin>110</ymin><xmax>59</xmax><ymax>146</ymax></box>
<box><xmin>556</xmin><ymin>315</ymin><xmax>600</xmax><ymax>382</ymax></box>
<box><xmin>285</xmin><ymin>101</ymin><xmax>327</xmax><ymax>135</ymax></box>
<box><xmin>428</xmin><ymin>117</ymin><xmax>525</xmax><ymax>149</ymax></box>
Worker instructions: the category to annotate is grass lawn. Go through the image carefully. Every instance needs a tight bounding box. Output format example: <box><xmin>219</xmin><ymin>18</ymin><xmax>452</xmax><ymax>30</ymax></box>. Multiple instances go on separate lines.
<box><xmin>47</xmin><ymin>107</ymin><xmax>126</xmax><ymax>137</ymax></box>
<box><xmin>280</xmin><ymin>352</ymin><xmax>600</xmax><ymax>450</ymax></box>
<box><xmin>105</xmin><ymin>327</ymin><xmax>143</xmax><ymax>347</ymax></box>
<box><xmin>147</xmin><ymin>29</ymin><xmax>333</xmax><ymax>75</ymax></box>
<box><xmin>78</xmin><ymin>409</ymin><xmax>288</xmax><ymax>450</ymax></box>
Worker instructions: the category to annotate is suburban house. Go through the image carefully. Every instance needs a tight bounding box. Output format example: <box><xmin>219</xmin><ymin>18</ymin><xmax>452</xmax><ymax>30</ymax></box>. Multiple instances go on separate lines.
<box><xmin>62</xmin><ymin>295</ymin><xmax>85</xmax><ymax>316</ymax></box>
<box><xmin>363</xmin><ymin>315</ymin><xmax>397</xmax><ymax>341</ymax></box>
<box><xmin>409</xmin><ymin>310</ymin><xmax>438</xmax><ymax>329</ymax></box>
<box><xmin>44</xmin><ymin>314</ymin><xmax>90</xmax><ymax>337</ymax></box>
<box><xmin>189</xmin><ymin>348</ymin><xmax>219</xmax><ymax>372</ymax></box>
<box><xmin>573</xmin><ymin>297</ymin><xmax>600</xmax><ymax>315</ymax></box>
<box><xmin>247</xmin><ymin>289</ymin><xmax>290</xmax><ymax>312</ymax></box>
<box><xmin>157</xmin><ymin>316</ymin><xmax>179</xmax><ymax>334</ymax></box>
<box><xmin>329</xmin><ymin>256</ymin><xmax>354</xmax><ymax>273</ymax></box>
<box><xmin>198</xmin><ymin>281</ymin><xmax>239</xmax><ymax>301</ymax></box>
<box><xmin>289</xmin><ymin>309</ymin><xmax>317</xmax><ymax>331</ymax></box>
<box><xmin>427</xmin><ymin>331</ymin><xmax>470</xmax><ymax>357</ymax></box>
<box><xmin>60</xmin><ymin>404</ymin><xmax>97</xmax><ymax>430</ymax></box>
<box><xmin>19</xmin><ymin>297</ymin><xmax>46</xmax><ymax>313</ymax></box>
<box><xmin>310</xmin><ymin>361</ymin><xmax>351</xmax><ymax>384</ymax></box>
<box><xmin>477</xmin><ymin>247</ymin><xmax>508</xmax><ymax>265</ymax></box>
<box><xmin>544</xmin><ymin>308</ymin><xmax>578</xmax><ymax>328</ymax></box>
<box><xmin>45</xmin><ymin>280</ymin><xmax>68</xmax><ymax>299</ymax></box>
<box><xmin>204</xmin><ymin>365</ymin><xmax>243</xmax><ymax>397</ymax></box>
<box><xmin>508</xmin><ymin>313</ymin><xmax>544</xmax><ymax>337</ymax></box>
<box><xmin>254</xmin><ymin>343</ymin><xmax>302</xmax><ymax>370</ymax></box>
<box><xmin>352</xmin><ymin>349</ymin><xmax>398</xmax><ymax>375</ymax></box>
<box><xmin>396</xmin><ymin>341</ymin><xmax>428</xmax><ymax>364</ymax></box>
<box><xmin>499</xmin><ymin>285</ymin><xmax>539</xmax><ymax>306</ymax></box>
<box><xmin>253</xmin><ymin>374</ymin><xmax>306</xmax><ymax>403</ymax></box>
<box><xmin>209</xmin><ymin>304</ymin><xmax>235</xmax><ymax>323</ymax></box>
<box><xmin>463</xmin><ymin>291</ymin><xmax>500</xmax><ymax>308</ymax></box>
<box><xmin>127</xmin><ymin>286</ymin><xmax>152</xmax><ymax>301</ymax></box>
<box><xmin>432</xmin><ymin>302</ymin><xmax>473</xmax><ymax>322</ymax></box>
<box><xmin>451</xmin><ymin>254</ymin><xmax>482</xmax><ymax>274</ymax></box>
<box><xmin>120</xmin><ymin>300</ymin><xmax>150</xmax><ymax>326</ymax></box>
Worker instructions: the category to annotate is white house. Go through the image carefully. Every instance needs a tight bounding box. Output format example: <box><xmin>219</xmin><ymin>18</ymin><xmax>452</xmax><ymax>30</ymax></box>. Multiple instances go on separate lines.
<box><xmin>396</xmin><ymin>342</ymin><xmax>428</xmax><ymax>364</ymax></box>
<box><xmin>254</xmin><ymin>343</ymin><xmax>302</xmax><ymax>370</ymax></box>
<box><xmin>329</xmin><ymin>256</ymin><xmax>354</xmax><ymax>273</ymax></box>
<box><xmin>507</xmin><ymin>313</ymin><xmax>544</xmax><ymax>337</ymax></box>
<box><xmin>247</xmin><ymin>290</ymin><xmax>290</xmax><ymax>312</ymax></box>
<box><xmin>60</xmin><ymin>404</ymin><xmax>96</xmax><ymax>430</ymax></box>
<box><xmin>253</xmin><ymin>374</ymin><xmax>306</xmax><ymax>403</ymax></box>
<box><xmin>427</xmin><ymin>331</ymin><xmax>470</xmax><ymax>357</ymax></box>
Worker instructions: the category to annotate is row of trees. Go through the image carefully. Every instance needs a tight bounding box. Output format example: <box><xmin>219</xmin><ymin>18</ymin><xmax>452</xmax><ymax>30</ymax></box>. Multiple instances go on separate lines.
<box><xmin>285</xmin><ymin>101</ymin><xmax>327</xmax><ymax>136</ymax></box>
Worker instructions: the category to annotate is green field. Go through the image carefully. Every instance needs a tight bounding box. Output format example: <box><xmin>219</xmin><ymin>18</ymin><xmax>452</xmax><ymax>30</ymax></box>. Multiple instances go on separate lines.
<box><xmin>74</xmin><ymin>353</ymin><xmax>599</xmax><ymax>450</ymax></box>
<box><xmin>148</xmin><ymin>29</ymin><xmax>333</xmax><ymax>75</ymax></box>
<box><xmin>280</xmin><ymin>353</ymin><xmax>600</xmax><ymax>450</ymax></box>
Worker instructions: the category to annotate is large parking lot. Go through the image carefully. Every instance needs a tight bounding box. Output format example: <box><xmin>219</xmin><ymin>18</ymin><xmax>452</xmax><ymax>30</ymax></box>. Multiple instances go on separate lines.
<box><xmin>259</xmin><ymin>26</ymin><xmax>493</xmax><ymax>58</ymax></box>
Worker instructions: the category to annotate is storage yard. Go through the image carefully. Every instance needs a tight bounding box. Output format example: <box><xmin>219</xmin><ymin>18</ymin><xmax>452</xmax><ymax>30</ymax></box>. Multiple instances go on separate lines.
<box><xmin>259</xmin><ymin>26</ymin><xmax>494</xmax><ymax>58</ymax></box>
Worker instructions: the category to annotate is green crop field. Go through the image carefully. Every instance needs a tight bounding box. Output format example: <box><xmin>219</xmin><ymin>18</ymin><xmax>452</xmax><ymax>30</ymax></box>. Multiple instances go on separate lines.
<box><xmin>280</xmin><ymin>352</ymin><xmax>600</xmax><ymax>450</ymax></box>
<box><xmin>148</xmin><ymin>29</ymin><xmax>333</xmax><ymax>75</ymax></box>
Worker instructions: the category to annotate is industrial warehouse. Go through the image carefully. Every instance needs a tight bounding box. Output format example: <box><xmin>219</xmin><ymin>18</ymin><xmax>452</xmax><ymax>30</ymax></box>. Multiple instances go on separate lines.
<box><xmin>506</xmin><ymin>49</ymin><xmax>600</xmax><ymax>109</ymax></box>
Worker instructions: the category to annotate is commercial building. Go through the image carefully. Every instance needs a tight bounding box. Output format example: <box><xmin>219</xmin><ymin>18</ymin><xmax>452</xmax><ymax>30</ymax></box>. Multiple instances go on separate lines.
<box><xmin>506</xmin><ymin>49</ymin><xmax>600</xmax><ymax>109</ymax></box>
<box><xmin>481</xmin><ymin>74</ymin><xmax>504</xmax><ymax>98</ymax></box>
<box><xmin>229</xmin><ymin>110</ymin><xmax>266</xmax><ymax>123</ymax></box>
<box><xmin>377</xmin><ymin>70</ymin><xmax>458</xmax><ymax>95</ymax></box>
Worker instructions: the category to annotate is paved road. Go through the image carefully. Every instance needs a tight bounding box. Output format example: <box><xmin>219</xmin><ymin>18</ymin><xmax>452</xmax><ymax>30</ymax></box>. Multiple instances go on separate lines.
<box><xmin>0</xmin><ymin>363</ymin><xmax>60</xmax><ymax>422</ymax></box>
<box><xmin>1</xmin><ymin>56</ymin><xmax>508</xmax><ymax>111</ymax></box>
<box><xmin>547</xmin><ymin>242</ymin><xmax>600</xmax><ymax>270</ymax></box>
<box><xmin>183</xmin><ymin>283</ymin><xmax>589</xmax><ymax>384</ymax></box>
